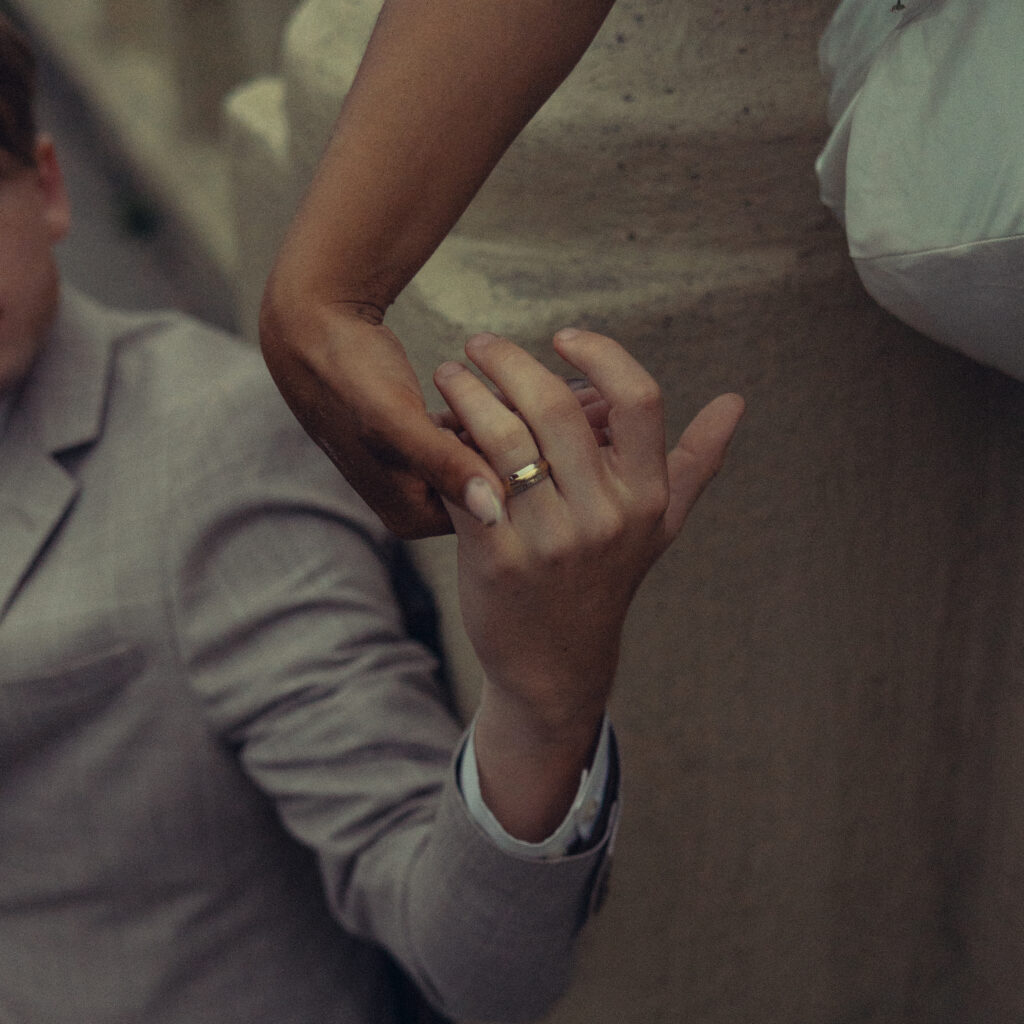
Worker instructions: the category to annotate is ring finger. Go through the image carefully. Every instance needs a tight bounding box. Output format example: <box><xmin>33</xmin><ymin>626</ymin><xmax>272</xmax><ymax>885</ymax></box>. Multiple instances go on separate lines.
<box><xmin>433</xmin><ymin>361</ymin><xmax>556</xmax><ymax>503</ymax></box>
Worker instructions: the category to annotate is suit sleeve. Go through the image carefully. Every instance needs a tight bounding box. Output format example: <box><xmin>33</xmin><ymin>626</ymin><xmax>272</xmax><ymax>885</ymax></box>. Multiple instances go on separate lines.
<box><xmin>164</xmin><ymin>359</ymin><xmax>615</xmax><ymax>1022</ymax></box>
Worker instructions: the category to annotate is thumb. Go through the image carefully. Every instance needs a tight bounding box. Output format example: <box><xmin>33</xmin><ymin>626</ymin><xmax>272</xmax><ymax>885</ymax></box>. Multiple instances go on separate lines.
<box><xmin>417</xmin><ymin>427</ymin><xmax>507</xmax><ymax>527</ymax></box>
<box><xmin>662</xmin><ymin>393</ymin><xmax>745</xmax><ymax>540</ymax></box>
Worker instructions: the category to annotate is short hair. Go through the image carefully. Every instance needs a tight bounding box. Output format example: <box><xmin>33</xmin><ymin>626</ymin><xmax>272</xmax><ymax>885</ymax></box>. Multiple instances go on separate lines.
<box><xmin>0</xmin><ymin>12</ymin><xmax>37</xmax><ymax>170</ymax></box>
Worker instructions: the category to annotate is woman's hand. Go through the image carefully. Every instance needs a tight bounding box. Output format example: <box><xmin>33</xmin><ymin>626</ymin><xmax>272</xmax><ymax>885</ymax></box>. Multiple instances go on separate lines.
<box><xmin>434</xmin><ymin>328</ymin><xmax>744</xmax><ymax>839</ymax></box>
<box><xmin>259</xmin><ymin>299</ymin><xmax>505</xmax><ymax>538</ymax></box>
<box><xmin>257</xmin><ymin>0</ymin><xmax>619</xmax><ymax>539</ymax></box>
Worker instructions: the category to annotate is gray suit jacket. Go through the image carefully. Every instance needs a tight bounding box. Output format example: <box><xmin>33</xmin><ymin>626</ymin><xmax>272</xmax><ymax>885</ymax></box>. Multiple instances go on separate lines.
<box><xmin>0</xmin><ymin>289</ymin><xmax>613</xmax><ymax>1024</ymax></box>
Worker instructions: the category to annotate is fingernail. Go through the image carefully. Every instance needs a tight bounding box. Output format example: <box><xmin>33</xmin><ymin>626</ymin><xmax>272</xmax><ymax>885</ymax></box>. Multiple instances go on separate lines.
<box><xmin>555</xmin><ymin>327</ymin><xmax>581</xmax><ymax>342</ymax></box>
<box><xmin>435</xmin><ymin>361</ymin><xmax>464</xmax><ymax>380</ymax></box>
<box><xmin>464</xmin><ymin>477</ymin><xmax>504</xmax><ymax>526</ymax></box>
<box><xmin>565</xmin><ymin>376</ymin><xmax>591</xmax><ymax>391</ymax></box>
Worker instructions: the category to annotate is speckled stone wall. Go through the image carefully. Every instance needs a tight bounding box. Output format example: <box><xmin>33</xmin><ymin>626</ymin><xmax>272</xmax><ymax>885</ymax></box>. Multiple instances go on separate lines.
<box><xmin>222</xmin><ymin>3</ymin><xmax>1024</xmax><ymax>1022</ymax></box>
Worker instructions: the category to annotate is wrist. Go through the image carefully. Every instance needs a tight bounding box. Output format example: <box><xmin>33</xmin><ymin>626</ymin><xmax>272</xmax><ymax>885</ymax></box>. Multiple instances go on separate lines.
<box><xmin>460</xmin><ymin>715</ymin><xmax>614</xmax><ymax>856</ymax></box>
<box><xmin>470</xmin><ymin>684</ymin><xmax>606</xmax><ymax>842</ymax></box>
<box><xmin>478</xmin><ymin>683</ymin><xmax>605</xmax><ymax>752</ymax></box>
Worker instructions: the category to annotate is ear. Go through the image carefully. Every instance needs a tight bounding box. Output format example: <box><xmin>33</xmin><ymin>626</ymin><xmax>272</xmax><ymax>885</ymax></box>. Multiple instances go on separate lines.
<box><xmin>32</xmin><ymin>135</ymin><xmax>71</xmax><ymax>243</ymax></box>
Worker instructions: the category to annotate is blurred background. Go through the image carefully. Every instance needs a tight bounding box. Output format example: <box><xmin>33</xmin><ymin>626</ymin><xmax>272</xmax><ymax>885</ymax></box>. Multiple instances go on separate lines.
<box><xmin>37</xmin><ymin>44</ymin><xmax>236</xmax><ymax>328</ymax></box>
<box><xmin>1</xmin><ymin>0</ymin><xmax>294</xmax><ymax>331</ymax></box>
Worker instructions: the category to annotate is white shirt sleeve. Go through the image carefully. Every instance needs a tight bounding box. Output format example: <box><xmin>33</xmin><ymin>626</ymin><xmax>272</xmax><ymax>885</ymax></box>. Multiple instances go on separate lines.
<box><xmin>458</xmin><ymin>714</ymin><xmax>613</xmax><ymax>859</ymax></box>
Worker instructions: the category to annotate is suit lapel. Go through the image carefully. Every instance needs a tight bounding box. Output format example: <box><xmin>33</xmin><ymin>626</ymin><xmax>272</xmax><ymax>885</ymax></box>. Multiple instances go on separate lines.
<box><xmin>0</xmin><ymin>287</ymin><xmax>119</xmax><ymax>616</ymax></box>
<box><xmin>0</xmin><ymin>421</ymin><xmax>79</xmax><ymax>616</ymax></box>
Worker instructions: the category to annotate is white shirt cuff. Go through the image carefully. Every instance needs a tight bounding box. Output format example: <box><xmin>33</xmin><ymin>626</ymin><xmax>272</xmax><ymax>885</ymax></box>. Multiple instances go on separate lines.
<box><xmin>458</xmin><ymin>714</ymin><xmax>612</xmax><ymax>859</ymax></box>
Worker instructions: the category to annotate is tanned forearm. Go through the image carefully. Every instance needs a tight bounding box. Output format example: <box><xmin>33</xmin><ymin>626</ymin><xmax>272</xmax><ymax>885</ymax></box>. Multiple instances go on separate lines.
<box><xmin>271</xmin><ymin>0</ymin><xmax>617</xmax><ymax>311</ymax></box>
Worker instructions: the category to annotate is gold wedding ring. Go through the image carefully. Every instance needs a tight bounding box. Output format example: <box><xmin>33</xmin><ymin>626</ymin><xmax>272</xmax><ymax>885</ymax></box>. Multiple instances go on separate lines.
<box><xmin>504</xmin><ymin>459</ymin><xmax>551</xmax><ymax>498</ymax></box>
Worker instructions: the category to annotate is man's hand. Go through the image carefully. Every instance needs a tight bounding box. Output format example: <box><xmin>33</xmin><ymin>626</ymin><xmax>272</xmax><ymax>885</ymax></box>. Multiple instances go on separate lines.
<box><xmin>434</xmin><ymin>328</ymin><xmax>744</xmax><ymax>840</ymax></box>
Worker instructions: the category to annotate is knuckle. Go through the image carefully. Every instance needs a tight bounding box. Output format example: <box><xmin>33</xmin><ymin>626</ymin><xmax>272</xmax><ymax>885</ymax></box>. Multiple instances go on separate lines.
<box><xmin>471</xmin><ymin>536</ymin><xmax>521</xmax><ymax>585</ymax></box>
<box><xmin>538</xmin><ymin>386</ymin><xmax>582</xmax><ymax>422</ymax></box>
<box><xmin>534</xmin><ymin>522</ymin><xmax>578</xmax><ymax>565</ymax></box>
<box><xmin>487</xmin><ymin>421</ymin><xmax>530</xmax><ymax>459</ymax></box>
<box><xmin>638</xmin><ymin>479</ymin><xmax>671</xmax><ymax>520</ymax></box>
<box><xmin>624</xmin><ymin>380</ymin><xmax>664</xmax><ymax>417</ymax></box>
<box><xmin>579</xmin><ymin>503</ymin><xmax>628</xmax><ymax>552</ymax></box>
